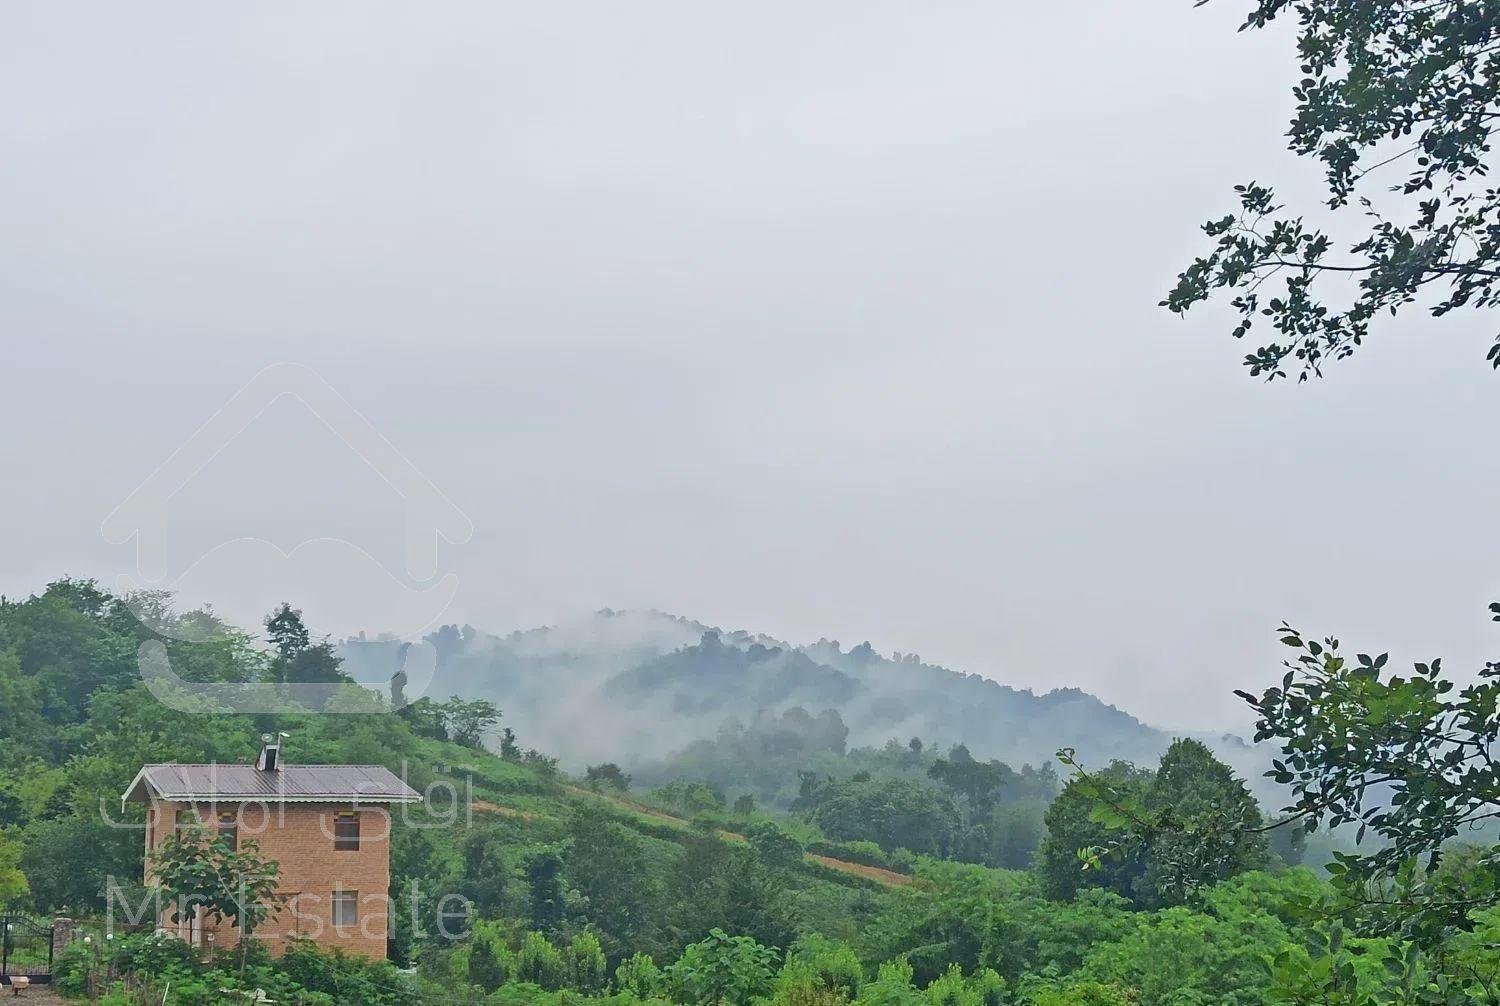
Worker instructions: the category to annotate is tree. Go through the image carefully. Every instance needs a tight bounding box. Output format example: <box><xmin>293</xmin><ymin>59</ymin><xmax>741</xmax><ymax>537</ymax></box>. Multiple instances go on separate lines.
<box><xmin>20</xmin><ymin>814</ymin><xmax>142</xmax><ymax>913</ymax></box>
<box><xmin>747</xmin><ymin>821</ymin><xmax>804</xmax><ymax>870</ymax></box>
<box><xmin>928</xmin><ymin>745</ymin><xmax>1016</xmax><ymax>823</ymax></box>
<box><xmin>653</xmin><ymin>779</ymin><xmax>726</xmax><ymax>815</ymax></box>
<box><xmin>1165</xmin><ymin>0</ymin><xmax>1500</xmax><ymax>382</ymax></box>
<box><xmin>150</xmin><ymin>824</ymin><xmax>287</xmax><ymax>977</ymax></box>
<box><xmin>468</xmin><ymin>931</ymin><xmax>508</xmax><ymax>991</ymax></box>
<box><xmin>524</xmin><ymin>849</ymin><xmax>567</xmax><ymax>936</ymax></box>
<box><xmin>1238</xmin><ymin>624</ymin><xmax>1500</xmax><ymax>948</ymax></box>
<box><xmin>264</xmin><ymin>603</ymin><xmax>309</xmax><ymax>662</ymax></box>
<box><xmin>616</xmin><ymin>952</ymin><xmax>665</xmax><ymax>999</ymax></box>
<box><xmin>399</xmin><ymin>697</ymin><xmax>448</xmax><ymax>741</ymax></box>
<box><xmin>460</xmin><ymin>829</ymin><xmax>508</xmax><ymax>919</ymax></box>
<box><xmin>1045</xmin><ymin>742</ymin><xmax>1265</xmax><ymax>907</ymax></box>
<box><xmin>663</xmin><ymin>833</ymin><xmax>794</xmax><ymax>955</ymax></box>
<box><xmin>0</xmin><ymin>832</ymin><xmax>28</xmax><ymax>907</ymax></box>
<box><xmin>583</xmin><ymin>762</ymin><xmax>631</xmax><ymax>793</ymax></box>
<box><xmin>264</xmin><ymin>603</ymin><xmax>345</xmax><ymax>687</ymax></box>
<box><xmin>443</xmin><ymin>698</ymin><xmax>501</xmax><ymax>749</ymax></box>
<box><xmin>781</xmin><ymin>933</ymin><xmax>865</xmax><ymax>1000</ymax></box>
<box><xmin>803</xmin><ymin>776</ymin><xmax>961</xmax><ymax>858</ymax></box>
<box><xmin>567</xmin><ymin>930</ymin><xmax>608</xmax><ymax>994</ymax></box>
<box><xmin>713</xmin><ymin>846</ymin><xmax>797</xmax><ymax>952</ymax></box>
<box><xmin>666</xmin><ymin>928</ymin><xmax>778</xmax><ymax>1006</ymax></box>
<box><xmin>1137</xmin><ymin>739</ymin><xmax>1268</xmax><ymax>906</ymax></box>
<box><xmin>514</xmin><ymin>930</ymin><xmax>567</xmax><ymax>990</ymax></box>
<box><xmin>564</xmin><ymin>809</ymin><xmax>657</xmax><ymax>957</ymax></box>
<box><xmin>1038</xmin><ymin>761</ymin><xmax>1153</xmax><ymax>903</ymax></box>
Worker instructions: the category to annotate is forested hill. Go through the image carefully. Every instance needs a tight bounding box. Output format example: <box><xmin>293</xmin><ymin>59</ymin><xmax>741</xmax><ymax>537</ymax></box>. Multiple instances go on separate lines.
<box><xmin>338</xmin><ymin>609</ymin><xmax>1170</xmax><ymax>770</ymax></box>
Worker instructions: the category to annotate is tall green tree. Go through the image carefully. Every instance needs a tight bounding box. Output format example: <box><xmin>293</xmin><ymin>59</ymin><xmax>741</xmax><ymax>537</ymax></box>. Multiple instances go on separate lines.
<box><xmin>564</xmin><ymin>809</ymin><xmax>658</xmax><ymax>958</ymax></box>
<box><xmin>524</xmin><ymin>848</ymin><xmax>568</xmax><ymax>936</ymax></box>
<box><xmin>1046</xmin><ymin>742</ymin><xmax>1265</xmax><ymax>907</ymax></box>
<box><xmin>1241</xmin><ymin>626</ymin><xmax>1500</xmax><ymax>947</ymax></box>
<box><xmin>928</xmin><ymin>745</ymin><xmax>1016</xmax><ymax>823</ymax></box>
<box><xmin>442</xmin><ymin>698</ymin><xmax>501</xmax><ymax>749</ymax></box>
<box><xmin>151</xmin><ymin>824</ymin><xmax>287</xmax><ymax>977</ymax></box>
<box><xmin>0</xmin><ymin>832</ymin><xmax>28</xmax><ymax>908</ymax></box>
<box><xmin>1136</xmin><ymin>739</ymin><xmax>1268</xmax><ymax>906</ymax></box>
<box><xmin>264</xmin><ymin>603</ymin><xmax>345</xmax><ymax>686</ymax></box>
<box><xmin>1165</xmin><ymin>0</ymin><xmax>1500</xmax><ymax>380</ymax></box>
<box><xmin>1039</xmin><ymin>761</ymin><xmax>1153</xmax><ymax>904</ymax></box>
<box><xmin>467</xmin><ymin>928</ymin><xmax>509</xmax><ymax>991</ymax></box>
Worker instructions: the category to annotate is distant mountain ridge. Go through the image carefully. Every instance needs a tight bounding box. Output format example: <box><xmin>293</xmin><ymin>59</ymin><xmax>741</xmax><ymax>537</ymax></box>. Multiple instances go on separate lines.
<box><xmin>338</xmin><ymin>609</ymin><xmax>1171</xmax><ymax>771</ymax></box>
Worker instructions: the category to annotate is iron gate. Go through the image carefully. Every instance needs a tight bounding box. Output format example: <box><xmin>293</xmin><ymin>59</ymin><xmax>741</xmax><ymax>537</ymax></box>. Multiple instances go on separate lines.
<box><xmin>0</xmin><ymin>915</ymin><xmax>53</xmax><ymax>983</ymax></box>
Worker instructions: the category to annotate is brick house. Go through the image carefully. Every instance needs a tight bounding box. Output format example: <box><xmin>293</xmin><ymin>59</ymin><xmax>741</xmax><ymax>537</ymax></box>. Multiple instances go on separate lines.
<box><xmin>121</xmin><ymin>737</ymin><xmax>422</xmax><ymax>960</ymax></box>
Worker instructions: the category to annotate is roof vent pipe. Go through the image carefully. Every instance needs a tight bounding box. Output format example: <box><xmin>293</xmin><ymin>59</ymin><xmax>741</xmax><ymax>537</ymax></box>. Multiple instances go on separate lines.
<box><xmin>256</xmin><ymin>733</ymin><xmax>287</xmax><ymax>772</ymax></box>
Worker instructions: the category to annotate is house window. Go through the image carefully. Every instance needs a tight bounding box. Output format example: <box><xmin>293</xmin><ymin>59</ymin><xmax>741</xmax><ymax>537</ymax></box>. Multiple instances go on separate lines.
<box><xmin>332</xmin><ymin>891</ymin><xmax>358</xmax><ymax>928</ymax></box>
<box><xmin>334</xmin><ymin>812</ymin><xmax>360</xmax><ymax>851</ymax></box>
<box><xmin>216</xmin><ymin>810</ymin><xmax>238</xmax><ymax>850</ymax></box>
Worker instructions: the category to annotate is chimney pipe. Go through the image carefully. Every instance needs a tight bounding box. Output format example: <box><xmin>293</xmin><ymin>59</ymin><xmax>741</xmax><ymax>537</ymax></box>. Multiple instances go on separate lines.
<box><xmin>256</xmin><ymin>733</ymin><xmax>286</xmax><ymax>772</ymax></box>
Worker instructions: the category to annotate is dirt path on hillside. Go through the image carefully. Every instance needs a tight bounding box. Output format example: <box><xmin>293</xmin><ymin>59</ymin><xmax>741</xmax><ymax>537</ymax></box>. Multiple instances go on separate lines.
<box><xmin>563</xmin><ymin>786</ymin><xmax>911</xmax><ymax>887</ymax></box>
<box><xmin>806</xmin><ymin>854</ymin><xmax>912</xmax><ymax>886</ymax></box>
<box><xmin>472</xmin><ymin>799</ymin><xmax>538</xmax><ymax>821</ymax></box>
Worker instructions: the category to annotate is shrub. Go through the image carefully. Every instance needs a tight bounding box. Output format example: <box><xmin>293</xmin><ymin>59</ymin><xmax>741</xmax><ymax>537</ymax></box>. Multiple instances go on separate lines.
<box><xmin>469</xmin><ymin>933</ymin><xmax>510</xmax><ymax>991</ymax></box>
<box><xmin>111</xmin><ymin>931</ymin><xmax>198</xmax><ymax>976</ymax></box>
<box><xmin>568</xmin><ymin>930</ymin><xmax>608</xmax><ymax>993</ymax></box>
<box><xmin>53</xmin><ymin>940</ymin><xmax>95</xmax><ymax>997</ymax></box>
<box><xmin>616</xmin><ymin>952</ymin><xmax>665</xmax><ymax>998</ymax></box>
<box><xmin>514</xmin><ymin>930</ymin><xmax>567</xmax><ymax>990</ymax></box>
<box><xmin>781</xmin><ymin>934</ymin><xmax>863</xmax><ymax>999</ymax></box>
<box><xmin>667</xmin><ymin>928</ymin><xmax>777</xmax><ymax>1006</ymax></box>
<box><xmin>924</xmin><ymin>964</ymin><xmax>1007</xmax><ymax>1006</ymax></box>
<box><xmin>749</xmin><ymin>823</ymin><xmax>805</xmax><ymax>870</ymax></box>
<box><xmin>777</xmin><ymin>983</ymin><xmax>850</xmax><ymax>1006</ymax></box>
<box><xmin>858</xmin><ymin>960</ymin><xmax>925</xmax><ymax>1006</ymax></box>
<box><xmin>1027</xmin><ymin>982</ymin><xmax>1138</xmax><ymax>1006</ymax></box>
<box><xmin>276</xmin><ymin>939</ymin><xmax>414</xmax><ymax>1005</ymax></box>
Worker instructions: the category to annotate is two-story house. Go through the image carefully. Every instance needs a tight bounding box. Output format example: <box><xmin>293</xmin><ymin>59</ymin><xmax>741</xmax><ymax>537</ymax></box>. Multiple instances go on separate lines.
<box><xmin>122</xmin><ymin>737</ymin><xmax>422</xmax><ymax>960</ymax></box>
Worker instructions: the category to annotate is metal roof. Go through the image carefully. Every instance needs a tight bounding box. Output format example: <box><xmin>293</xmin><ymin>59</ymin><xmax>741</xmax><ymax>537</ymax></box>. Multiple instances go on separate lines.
<box><xmin>121</xmin><ymin>763</ymin><xmax>423</xmax><ymax>805</ymax></box>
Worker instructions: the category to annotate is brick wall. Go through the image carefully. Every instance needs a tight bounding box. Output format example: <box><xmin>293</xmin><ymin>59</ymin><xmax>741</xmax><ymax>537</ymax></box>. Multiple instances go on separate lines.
<box><xmin>145</xmin><ymin>799</ymin><xmax>394</xmax><ymax>960</ymax></box>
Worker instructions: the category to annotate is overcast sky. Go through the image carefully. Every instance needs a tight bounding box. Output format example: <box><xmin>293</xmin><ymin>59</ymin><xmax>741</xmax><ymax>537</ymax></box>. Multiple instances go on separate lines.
<box><xmin>5</xmin><ymin>2</ymin><xmax>1499</xmax><ymax>733</ymax></box>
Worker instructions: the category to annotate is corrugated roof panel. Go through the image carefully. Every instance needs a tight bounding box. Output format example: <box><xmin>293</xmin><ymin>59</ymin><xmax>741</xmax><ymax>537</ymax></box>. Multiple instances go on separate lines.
<box><xmin>126</xmin><ymin>763</ymin><xmax>423</xmax><ymax>803</ymax></box>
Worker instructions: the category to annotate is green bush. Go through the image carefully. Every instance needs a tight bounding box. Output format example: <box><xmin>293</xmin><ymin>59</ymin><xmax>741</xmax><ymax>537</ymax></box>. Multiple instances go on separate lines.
<box><xmin>667</xmin><ymin>928</ymin><xmax>777</xmax><ymax>1006</ymax></box>
<box><xmin>514</xmin><ymin>930</ymin><xmax>567</xmax><ymax>990</ymax></box>
<box><xmin>749</xmin><ymin>822</ymin><xmax>806</xmax><ymax>870</ymax></box>
<box><xmin>470</xmin><ymin>932</ymin><xmax>511</xmax><ymax>991</ymax></box>
<box><xmin>53</xmin><ymin>940</ymin><xmax>95</xmax><ymax>997</ymax></box>
<box><xmin>276</xmin><ymin>939</ymin><xmax>415</xmax><ymax>1005</ymax></box>
<box><xmin>781</xmin><ymin>934</ymin><xmax>864</xmax><ymax>999</ymax></box>
<box><xmin>616</xmin><ymin>952</ymin><xmax>665</xmax><ymax>998</ymax></box>
<box><xmin>856</xmin><ymin>960</ymin><xmax>924</xmax><ymax>1006</ymax></box>
<box><xmin>568</xmin><ymin>930</ymin><xmax>608</xmax><ymax>993</ymax></box>
<box><xmin>1026</xmin><ymin>982</ymin><xmax>1138</xmax><ymax>1006</ymax></box>
<box><xmin>110</xmin><ymin>931</ymin><xmax>198</xmax><ymax>976</ymax></box>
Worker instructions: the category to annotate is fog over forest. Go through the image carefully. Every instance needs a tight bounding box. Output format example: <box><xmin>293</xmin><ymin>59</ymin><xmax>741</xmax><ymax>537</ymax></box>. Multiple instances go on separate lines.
<box><xmin>8</xmin><ymin>2</ymin><xmax>1500</xmax><ymax>738</ymax></box>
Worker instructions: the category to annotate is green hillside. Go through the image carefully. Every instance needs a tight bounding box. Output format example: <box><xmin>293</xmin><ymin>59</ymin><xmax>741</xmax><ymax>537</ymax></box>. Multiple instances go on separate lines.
<box><xmin>338</xmin><ymin>611</ymin><xmax>1172</xmax><ymax>773</ymax></box>
<box><xmin>4</xmin><ymin>579</ymin><xmax>1496</xmax><ymax>1006</ymax></box>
